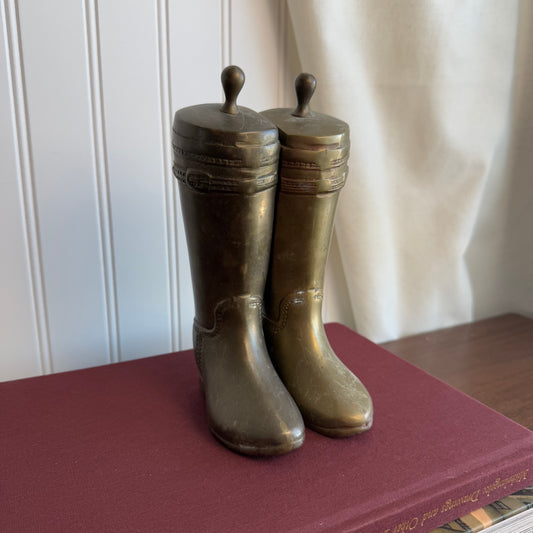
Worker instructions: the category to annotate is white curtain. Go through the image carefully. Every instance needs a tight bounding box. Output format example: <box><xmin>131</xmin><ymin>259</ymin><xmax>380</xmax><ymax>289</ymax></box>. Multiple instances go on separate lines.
<box><xmin>288</xmin><ymin>0</ymin><xmax>533</xmax><ymax>342</ymax></box>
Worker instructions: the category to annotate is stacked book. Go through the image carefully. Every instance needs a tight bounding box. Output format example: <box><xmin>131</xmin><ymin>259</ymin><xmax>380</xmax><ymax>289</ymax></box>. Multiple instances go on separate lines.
<box><xmin>433</xmin><ymin>486</ymin><xmax>533</xmax><ymax>532</ymax></box>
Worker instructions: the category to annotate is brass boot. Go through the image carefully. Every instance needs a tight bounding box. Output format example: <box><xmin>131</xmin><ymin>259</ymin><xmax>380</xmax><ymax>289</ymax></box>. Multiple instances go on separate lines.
<box><xmin>172</xmin><ymin>66</ymin><xmax>304</xmax><ymax>455</ymax></box>
<box><xmin>261</xmin><ymin>74</ymin><xmax>373</xmax><ymax>437</ymax></box>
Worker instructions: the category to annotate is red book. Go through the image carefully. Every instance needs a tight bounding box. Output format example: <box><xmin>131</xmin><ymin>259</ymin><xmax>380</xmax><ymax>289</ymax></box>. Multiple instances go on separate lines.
<box><xmin>1</xmin><ymin>323</ymin><xmax>532</xmax><ymax>532</ymax></box>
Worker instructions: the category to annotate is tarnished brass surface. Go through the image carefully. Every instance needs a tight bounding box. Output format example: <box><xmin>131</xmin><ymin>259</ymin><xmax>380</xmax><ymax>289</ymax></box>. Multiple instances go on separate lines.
<box><xmin>172</xmin><ymin>66</ymin><xmax>304</xmax><ymax>456</ymax></box>
<box><xmin>262</xmin><ymin>73</ymin><xmax>373</xmax><ymax>437</ymax></box>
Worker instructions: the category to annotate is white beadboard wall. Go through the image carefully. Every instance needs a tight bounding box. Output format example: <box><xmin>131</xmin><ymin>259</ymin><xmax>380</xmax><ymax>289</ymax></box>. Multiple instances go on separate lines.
<box><xmin>0</xmin><ymin>0</ymin><xmax>301</xmax><ymax>381</ymax></box>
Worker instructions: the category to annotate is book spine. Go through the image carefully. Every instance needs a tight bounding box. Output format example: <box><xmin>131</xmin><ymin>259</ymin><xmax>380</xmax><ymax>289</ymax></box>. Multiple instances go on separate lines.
<box><xmin>380</xmin><ymin>459</ymin><xmax>532</xmax><ymax>533</ymax></box>
<box><xmin>318</xmin><ymin>444</ymin><xmax>533</xmax><ymax>533</ymax></box>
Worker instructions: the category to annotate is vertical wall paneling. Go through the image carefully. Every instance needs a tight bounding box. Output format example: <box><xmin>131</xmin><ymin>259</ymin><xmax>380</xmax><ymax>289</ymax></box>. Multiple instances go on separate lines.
<box><xmin>168</xmin><ymin>0</ymin><xmax>223</xmax><ymax>349</ymax></box>
<box><xmin>156</xmin><ymin>0</ymin><xmax>179</xmax><ymax>353</ymax></box>
<box><xmin>83</xmin><ymin>0</ymin><xmax>120</xmax><ymax>364</ymax></box>
<box><xmin>221</xmin><ymin>0</ymin><xmax>231</xmax><ymax>69</ymax></box>
<box><xmin>0</xmin><ymin>0</ymin><xmax>43</xmax><ymax>380</ymax></box>
<box><xmin>17</xmin><ymin>0</ymin><xmax>110</xmax><ymax>372</ymax></box>
<box><xmin>230</xmin><ymin>0</ymin><xmax>282</xmax><ymax>111</ymax></box>
<box><xmin>282</xmin><ymin>1</ymin><xmax>302</xmax><ymax>106</ymax></box>
<box><xmin>97</xmin><ymin>0</ymin><xmax>173</xmax><ymax>360</ymax></box>
<box><xmin>0</xmin><ymin>0</ymin><xmax>300</xmax><ymax>380</ymax></box>
<box><xmin>277</xmin><ymin>0</ymin><xmax>288</xmax><ymax>108</ymax></box>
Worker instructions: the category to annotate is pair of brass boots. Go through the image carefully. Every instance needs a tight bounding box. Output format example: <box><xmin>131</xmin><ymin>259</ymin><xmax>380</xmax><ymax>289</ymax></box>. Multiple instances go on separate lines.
<box><xmin>173</xmin><ymin>67</ymin><xmax>373</xmax><ymax>456</ymax></box>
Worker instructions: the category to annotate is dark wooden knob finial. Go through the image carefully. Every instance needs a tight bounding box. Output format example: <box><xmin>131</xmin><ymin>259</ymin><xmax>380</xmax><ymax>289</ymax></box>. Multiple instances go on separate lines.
<box><xmin>292</xmin><ymin>73</ymin><xmax>316</xmax><ymax>118</ymax></box>
<box><xmin>220</xmin><ymin>65</ymin><xmax>245</xmax><ymax>115</ymax></box>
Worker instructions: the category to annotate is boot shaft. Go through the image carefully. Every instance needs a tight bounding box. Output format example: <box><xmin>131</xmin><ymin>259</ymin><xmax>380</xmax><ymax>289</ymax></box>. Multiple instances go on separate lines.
<box><xmin>262</xmin><ymin>73</ymin><xmax>349</xmax><ymax>318</ymax></box>
<box><xmin>172</xmin><ymin>66</ymin><xmax>279</xmax><ymax>329</ymax></box>
<box><xmin>178</xmin><ymin>184</ymin><xmax>275</xmax><ymax>328</ymax></box>
<box><xmin>264</xmin><ymin>190</ymin><xmax>339</xmax><ymax>319</ymax></box>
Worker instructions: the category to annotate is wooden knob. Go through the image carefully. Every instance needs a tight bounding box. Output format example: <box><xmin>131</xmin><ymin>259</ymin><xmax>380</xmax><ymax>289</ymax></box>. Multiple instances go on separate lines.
<box><xmin>292</xmin><ymin>73</ymin><xmax>316</xmax><ymax>118</ymax></box>
<box><xmin>220</xmin><ymin>65</ymin><xmax>245</xmax><ymax>115</ymax></box>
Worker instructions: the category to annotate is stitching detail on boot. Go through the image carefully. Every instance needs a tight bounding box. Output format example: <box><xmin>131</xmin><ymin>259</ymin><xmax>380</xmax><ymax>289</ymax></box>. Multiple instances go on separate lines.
<box><xmin>280</xmin><ymin>171</ymin><xmax>346</xmax><ymax>194</ymax></box>
<box><xmin>263</xmin><ymin>288</ymin><xmax>323</xmax><ymax>335</ymax></box>
<box><xmin>174</xmin><ymin>163</ymin><xmax>277</xmax><ymax>194</ymax></box>
<box><xmin>171</xmin><ymin>142</ymin><xmax>279</xmax><ymax>169</ymax></box>
<box><xmin>194</xmin><ymin>295</ymin><xmax>263</xmax><ymax>374</ymax></box>
<box><xmin>193</xmin><ymin>323</ymin><xmax>205</xmax><ymax>377</ymax></box>
<box><xmin>173</xmin><ymin>145</ymin><xmax>244</xmax><ymax>167</ymax></box>
<box><xmin>195</xmin><ymin>295</ymin><xmax>263</xmax><ymax>338</ymax></box>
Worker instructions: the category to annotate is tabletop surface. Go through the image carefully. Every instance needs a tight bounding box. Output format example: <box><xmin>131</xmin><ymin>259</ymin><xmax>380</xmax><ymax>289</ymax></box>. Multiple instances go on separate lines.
<box><xmin>381</xmin><ymin>313</ymin><xmax>533</xmax><ymax>430</ymax></box>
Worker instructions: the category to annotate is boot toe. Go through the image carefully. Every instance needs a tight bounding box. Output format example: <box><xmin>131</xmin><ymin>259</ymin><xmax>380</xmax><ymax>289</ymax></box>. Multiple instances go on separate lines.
<box><xmin>281</xmin><ymin>341</ymin><xmax>374</xmax><ymax>438</ymax></box>
<box><xmin>209</xmin><ymin>412</ymin><xmax>305</xmax><ymax>456</ymax></box>
<box><xmin>306</xmin><ymin>401</ymin><xmax>373</xmax><ymax>438</ymax></box>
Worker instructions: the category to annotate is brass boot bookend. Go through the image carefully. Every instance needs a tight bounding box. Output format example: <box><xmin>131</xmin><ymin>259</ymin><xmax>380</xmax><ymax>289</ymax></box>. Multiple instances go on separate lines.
<box><xmin>262</xmin><ymin>74</ymin><xmax>373</xmax><ymax>437</ymax></box>
<box><xmin>172</xmin><ymin>66</ymin><xmax>305</xmax><ymax>456</ymax></box>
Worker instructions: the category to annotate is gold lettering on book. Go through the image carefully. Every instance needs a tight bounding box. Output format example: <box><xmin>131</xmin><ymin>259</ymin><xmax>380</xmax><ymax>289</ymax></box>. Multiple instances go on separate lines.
<box><xmin>440</xmin><ymin>489</ymin><xmax>480</xmax><ymax>513</ymax></box>
<box><xmin>382</xmin><ymin>469</ymin><xmax>529</xmax><ymax>533</ymax></box>
<box><xmin>383</xmin><ymin>517</ymin><xmax>418</xmax><ymax>533</ymax></box>
<box><xmin>420</xmin><ymin>507</ymin><xmax>439</xmax><ymax>527</ymax></box>
<box><xmin>482</xmin><ymin>469</ymin><xmax>529</xmax><ymax>499</ymax></box>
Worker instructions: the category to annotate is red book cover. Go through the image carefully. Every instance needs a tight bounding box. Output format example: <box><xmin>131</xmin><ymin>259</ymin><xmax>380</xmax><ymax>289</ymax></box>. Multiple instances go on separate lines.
<box><xmin>1</xmin><ymin>323</ymin><xmax>532</xmax><ymax>532</ymax></box>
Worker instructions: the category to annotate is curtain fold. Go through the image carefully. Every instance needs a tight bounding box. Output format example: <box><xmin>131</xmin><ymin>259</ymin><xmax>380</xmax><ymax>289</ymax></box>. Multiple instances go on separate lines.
<box><xmin>288</xmin><ymin>0</ymin><xmax>533</xmax><ymax>342</ymax></box>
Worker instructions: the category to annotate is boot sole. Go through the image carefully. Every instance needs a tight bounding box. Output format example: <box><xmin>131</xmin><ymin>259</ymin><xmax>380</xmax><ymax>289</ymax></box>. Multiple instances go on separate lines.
<box><xmin>209</xmin><ymin>426</ymin><xmax>305</xmax><ymax>457</ymax></box>
<box><xmin>307</xmin><ymin>417</ymin><xmax>373</xmax><ymax>438</ymax></box>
